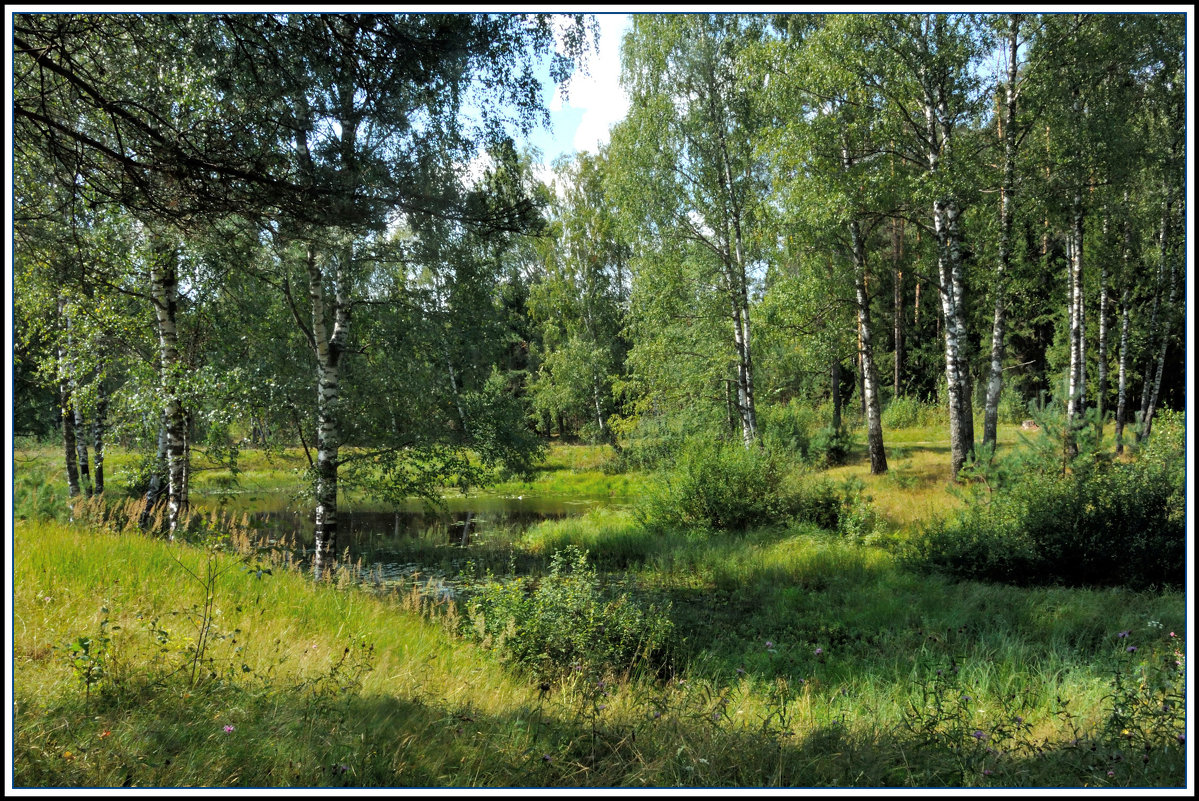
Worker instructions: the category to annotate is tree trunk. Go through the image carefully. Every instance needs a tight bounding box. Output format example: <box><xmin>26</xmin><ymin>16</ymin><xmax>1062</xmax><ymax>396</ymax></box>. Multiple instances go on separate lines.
<box><xmin>982</xmin><ymin>15</ymin><xmax>1019</xmax><ymax>452</ymax></box>
<box><xmin>892</xmin><ymin>218</ymin><xmax>904</xmax><ymax>398</ymax></box>
<box><xmin>716</xmin><ymin>116</ymin><xmax>758</xmax><ymax>447</ymax></box>
<box><xmin>1095</xmin><ymin>216</ymin><xmax>1110</xmax><ymax>436</ymax></box>
<box><xmin>934</xmin><ymin>197</ymin><xmax>974</xmax><ymax>478</ymax></box>
<box><xmin>1115</xmin><ymin>284</ymin><xmax>1131</xmax><ymax>455</ymax></box>
<box><xmin>1114</xmin><ymin>193</ymin><xmax>1132</xmax><ymax>455</ymax></box>
<box><xmin>306</xmin><ymin>240</ymin><xmax>350</xmax><ymax>579</ymax></box>
<box><xmin>59</xmin><ymin>391</ymin><xmax>80</xmax><ymax>500</ymax></box>
<box><xmin>1137</xmin><ymin>188</ymin><xmax>1177</xmax><ymax>444</ymax></box>
<box><xmin>150</xmin><ymin>236</ymin><xmax>188</xmax><ymax>538</ymax></box>
<box><xmin>831</xmin><ymin>360</ymin><xmax>843</xmax><ymax>432</ymax></box>
<box><xmin>1064</xmin><ymin>184</ymin><xmax>1086</xmax><ymax>460</ymax></box>
<box><xmin>56</xmin><ymin>296</ymin><xmax>81</xmax><ymax>501</ymax></box>
<box><xmin>92</xmin><ymin>388</ymin><xmax>107</xmax><ymax>495</ymax></box>
<box><xmin>850</xmin><ymin>219</ymin><xmax>887</xmax><ymax>474</ymax></box>
<box><xmin>139</xmin><ymin>417</ymin><xmax>169</xmax><ymax>530</ymax></box>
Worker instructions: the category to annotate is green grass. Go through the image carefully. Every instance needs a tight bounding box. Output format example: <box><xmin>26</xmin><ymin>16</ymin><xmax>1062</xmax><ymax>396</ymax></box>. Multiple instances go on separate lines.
<box><xmin>11</xmin><ymin>426</ymin><xmax>1188</xmax><ymax>788</ymax></box>
<box><xmin>12</xmin><ymin>517</ymin><xmax>1186</xmax><ymax>788</ymax></box>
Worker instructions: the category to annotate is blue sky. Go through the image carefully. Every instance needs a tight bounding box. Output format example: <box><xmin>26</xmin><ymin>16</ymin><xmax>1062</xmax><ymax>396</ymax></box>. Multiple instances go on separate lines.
<box><xmin>522</xmin><ymin>13</ymin><xmax>632</xmax><ymax>171</ymax></box>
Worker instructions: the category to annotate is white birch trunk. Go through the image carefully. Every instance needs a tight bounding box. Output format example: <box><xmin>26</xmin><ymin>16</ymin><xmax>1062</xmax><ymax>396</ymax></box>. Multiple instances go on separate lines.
<box><xmin>850</xmin><ymin>218</ymin><xmax>887</xmax><ymax>474</ymax></box>
<box><xmin>149</xmin><ymin>239</ymin><xmax>187</xmax><ymax>537</ymax></box>
<box><xmin>1138</xmin><ymin>190</ymin><xmax>1177</xmax><ymax>443</ymax></box>
<box><xmin>982</xmin><ymin>16</ymin><xmax>1019</xmax><ymax>451</ymax></box>
<box><xmin>1114</xmin><ymin>193</ymin><xmax>1132</xmax><ymax>454</ymax></box>
<box><xmin>1096</xmin><ymin>216</ymin><xmax>1110</xmax><ymax>434</ymax></box>
<box><xmin>1065</xmin><ymin>187</ymin><xmax>1086</xmax><ymax>458</ymax></box>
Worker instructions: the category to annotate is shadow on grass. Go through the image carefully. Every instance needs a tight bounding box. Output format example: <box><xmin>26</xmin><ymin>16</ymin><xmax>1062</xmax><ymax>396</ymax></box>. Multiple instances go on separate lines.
<box><xmin>14</xmin><ymin>672</ymin><xmax>1184</xmax><ymax>789</ymax></box>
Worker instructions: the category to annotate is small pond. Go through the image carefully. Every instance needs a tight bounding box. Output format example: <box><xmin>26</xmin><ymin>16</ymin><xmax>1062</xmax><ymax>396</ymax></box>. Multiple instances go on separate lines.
<box><xmin>213</xmin><ymin>492</ymin><xmax>630</xmax><ymax>591</ymax></box>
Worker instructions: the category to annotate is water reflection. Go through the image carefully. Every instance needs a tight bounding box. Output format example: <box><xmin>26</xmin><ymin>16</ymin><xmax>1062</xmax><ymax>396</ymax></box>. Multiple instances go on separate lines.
<box><xmin>242</xmin><ymin>495</ymin><xmax>614</xmax><ymax>582</ymax></box>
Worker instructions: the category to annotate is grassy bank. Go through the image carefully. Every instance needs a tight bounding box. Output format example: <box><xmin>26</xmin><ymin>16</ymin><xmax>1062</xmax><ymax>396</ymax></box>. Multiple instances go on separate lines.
<box><xmin>12</xmin><ymin>510</ymin><xmax>1186</xmax><ymax>788</ymax></box>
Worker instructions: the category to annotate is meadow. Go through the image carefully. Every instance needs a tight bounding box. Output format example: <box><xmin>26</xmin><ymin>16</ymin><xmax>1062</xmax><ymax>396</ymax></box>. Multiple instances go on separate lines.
<box><xmin>10</xmin><ymin>420</ymin><xmax>1188</xmax><ymax>789</ymax></box>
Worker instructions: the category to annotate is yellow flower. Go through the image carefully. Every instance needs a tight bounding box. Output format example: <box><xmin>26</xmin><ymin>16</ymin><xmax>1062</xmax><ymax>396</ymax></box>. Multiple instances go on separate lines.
<box><xmin>63</xmin><ymin>751</ymin><xmax>74</xmax><ymax>760</ymax></box>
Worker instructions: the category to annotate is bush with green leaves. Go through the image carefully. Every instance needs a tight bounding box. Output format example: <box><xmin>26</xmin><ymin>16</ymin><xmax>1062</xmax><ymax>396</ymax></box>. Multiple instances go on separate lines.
<box><xmin>461</xmin><ymin>547</ymin><xmax>674</xmax><ymax>681</ymax></box>
<box><xmin>905</xmin><ymin>405</ymin><xmax>1184</xmax><ymax>590</ymax></box>
<box><xmin>759</xmin><ymin>399</ymin><xmax>816</xmax><ymax>460</ymax></box>
<box><xmin>636</xmin><ymin>438</ymin><xmax>795</xmax><ymax>533</ymax></box>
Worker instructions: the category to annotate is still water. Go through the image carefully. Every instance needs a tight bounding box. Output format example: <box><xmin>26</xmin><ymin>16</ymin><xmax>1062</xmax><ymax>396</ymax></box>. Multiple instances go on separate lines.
<box><xmin>230</xmin><ymin>493</ymin><xmax>622</xmax><ymax>589</ymax></box>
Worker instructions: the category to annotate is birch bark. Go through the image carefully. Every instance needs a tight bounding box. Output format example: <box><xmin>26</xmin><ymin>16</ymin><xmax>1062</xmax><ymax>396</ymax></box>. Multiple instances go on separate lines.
<box><xmin>149</xmin><ymin>239</ymin><xmax>187</xmax><ymax>536</ymax></box>
<box><xmin>982</xmin><ymin>15</ymin><xmax>1020</xmax><ymax>451</ymax></box>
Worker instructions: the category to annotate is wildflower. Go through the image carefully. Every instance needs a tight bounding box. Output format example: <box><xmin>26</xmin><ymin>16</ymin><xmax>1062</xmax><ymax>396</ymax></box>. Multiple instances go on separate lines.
<box><xmin>653</xmin><ymin>711</ymin><xmax>662</xmax><ymax>719</ymax></box>
<box><xmin>814</xmin><ymin>647</ymin><xmax>824</xmax><ymax>656</ymax></box>
<box><xmin>63</xmin><ymin>751</ymin><xmax>74</xmax><ymax>761</ymax></box>
<box><xmin>764</xmin><ymin>640</ymin><xmax>774</xmax><ymax>650</ymax></box>
<box><xmin>1177</xmin><ymin>734</ymin><xmax>1185</xmax><ymax>745</ymax></box>
<box><xmin>1169</xmin><ymin>631</ymin><xmax>1176</xmax><ymax>638</ymax></box>
<box><xmin>736</xmin><ymin>666</ymin><xmax>746</xmax><ymax>675</ymax></box>
<box><xmin>223</xmin><ymin>725</ymin><xmax>235</xmax><ymax>733</ymax></box>
<box><xmin>983</xmin><ymin>769</ymin><xmax>993</xmax><ymax>776</ymax></box>
<box><xmin>963</xmin><ymin>695</ymin><xmax>972</xmax><ymax>702</ymax></box>
<box><xmin>1117</xmin><ymin>630</ymin><xmax>1130</xmax><ymax>639</ymax></box>
<box><xmin>1014</xmin><ymin>716</ymin><xmax>1024</xmax><ymax>725</ymax></box>
<box><xmin>1126</xmin><ymin>646</ymin><xmax>1137</xmax><ymax>653</ymax></box>
<box><xmin>541</xmin><ymin>754</ymin><xmax>552</xmax><ymax>763</ymax></box>
<box><xmin>1107</xmin><ymin>771</ymin><xmax>1114</xmax><ymax>778</ymax></box>
<box><xmin>99</xmin><ymin>730</ymin><xmax>111</xmax><ymax>739</ymax></box>
<box><xmin>971</xmin><ymin>730</ymin><xmax>987</xmax><ymax>740</ymax></box>
<box><xmin>597</xmin><ymin>704</ymin><xmax>606</xmax><ymax>712</ymax></box>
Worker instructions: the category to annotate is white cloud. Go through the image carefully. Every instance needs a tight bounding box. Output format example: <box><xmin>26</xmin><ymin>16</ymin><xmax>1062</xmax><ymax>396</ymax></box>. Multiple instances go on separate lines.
<box><xmin>559</xmin><ymin>13</ymin><xmax>631</xmax><ymax>155</ymax></box>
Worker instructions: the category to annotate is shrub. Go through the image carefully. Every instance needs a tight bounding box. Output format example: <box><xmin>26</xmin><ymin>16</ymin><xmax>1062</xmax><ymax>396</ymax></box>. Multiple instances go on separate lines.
<box><xmin>759</xmin><ymin>399</ymin><xmax>816</xmax><ymax>461</ymax></box>
<box><xmin>461</xmin><ymin>547</ymin><xmax>674</xmax><ymax>681</ymax></box>
<box><xmin>636</xmin><ymin>438</ymin><xmax>794</xmax><ymax>533</ymax></box>
<box><xmin>905</xmin><ymin>419</ymin><xmax>1184</xmax><ymax>590</ymax></box>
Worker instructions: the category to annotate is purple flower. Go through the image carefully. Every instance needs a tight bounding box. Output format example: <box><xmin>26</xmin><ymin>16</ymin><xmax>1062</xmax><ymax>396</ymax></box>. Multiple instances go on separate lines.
<box><xmin>223</xmin><ymin>725</ymin><xmax>235</xmax><ymax>733</ymax></box>
<box><xmin>983</xmin><ymin>769</ymin><xmax>993</xmax><ymax>776</ymax></box>
<box><xmin>971</xmin><ymin>730</ymin><xmax>987</xmax><ymax>740</ymax></box>
<box><xmin>1014</xmin><ymin>715</ymin><xmax>1024</xmax><ymax>724</ymax></box>
<box><xmin>1107</xmin><ymin>770</ymin><xmax>1115</xmax><ymax>777</ymax></box>
<box><xmin>542</xmin><ymin>754</ymin><xmax>552</xmax><ymax>763</ymax></box>
<box><xmin>653</xmin><ymin>711</ymin><xmax>662</xmax><ymax>719</ymax></box>
<box><xmin>764</xmin><ymin>640</ymin><xmax>774</xmax><ymax>650</ymax></box>
<box><xmin>1117</xmin><ymin>630</ymin><xmax>1130</xmax><ymax>639</ymax></box>
<box><xmin>814</xmin><ymin>647</ymin><xmax>824</xmax><ymax>656</ymax></box>
<box><xmin>1127</xmin><ymin>646</ymin><xmax>1138</xmax><ymax>653</ymax></box>
<box><xmin>1177</xmin><ymin>733</ymin><xmax>1185</xmax><ymax>744</ymax></box>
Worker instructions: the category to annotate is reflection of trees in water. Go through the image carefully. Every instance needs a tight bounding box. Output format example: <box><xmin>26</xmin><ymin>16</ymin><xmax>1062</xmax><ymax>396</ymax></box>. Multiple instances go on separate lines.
<box><xmin>250</xmin><ymin>502</ymin><xmax>594</xmax><ymax>550</ymax></box>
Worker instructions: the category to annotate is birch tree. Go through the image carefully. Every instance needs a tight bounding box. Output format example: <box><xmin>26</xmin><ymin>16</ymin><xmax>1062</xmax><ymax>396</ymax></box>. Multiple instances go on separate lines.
<box><xmin>833</xmin><ymin>13</ymin><xmax>990</xmax><ymax>478</ymax></box>
<box><xmin>614</xmin><ymin>14</ymin><xmax>769</xmax><ymax>447</ymax></box>
<box><xmin>759</xmin><ymin>15</ymin><xmax>891</xmax><ymax>472</ymax></box>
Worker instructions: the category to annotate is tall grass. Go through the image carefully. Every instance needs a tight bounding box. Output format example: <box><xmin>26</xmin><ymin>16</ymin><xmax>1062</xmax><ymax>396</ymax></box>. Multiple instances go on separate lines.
<box><xmin>11</xmin><ymin>420</ymin><xmax>1187</xmax><ymax>789</ymax></box>
<box><xmin>13</xmin><ymin>518</ymin><xmax>1185</xmax><ymax>788</ymax></box>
